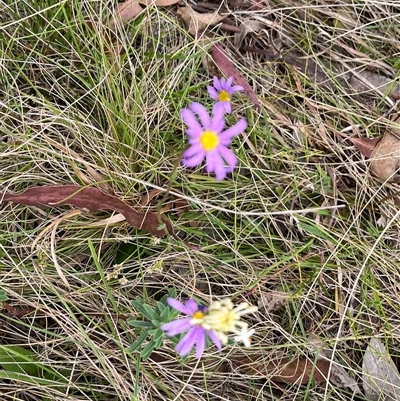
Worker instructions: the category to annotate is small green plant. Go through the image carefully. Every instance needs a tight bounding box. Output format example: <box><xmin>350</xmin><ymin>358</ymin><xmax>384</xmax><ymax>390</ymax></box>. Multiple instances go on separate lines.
<box><xmin>128</xmin><ymin>290</ymin><xmax>258</xmax><ymax>360</ymax></box>
<box><xmin>128</xmin><ymin>290</ymin><xmax>177</xmax><ymax>361</ymax></box>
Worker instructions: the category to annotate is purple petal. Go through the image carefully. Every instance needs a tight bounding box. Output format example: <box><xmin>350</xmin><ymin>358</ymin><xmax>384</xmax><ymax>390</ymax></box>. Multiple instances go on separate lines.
<box><xmin>213</xmin><ymin>76</ymin><xmax>221</xmax><ymax>91</ymax></box>
<box><xmin>181</xmin><ymin>108</ymin><xmax>202</xmax><ymax>136</ymax></box>
<box><xmin>161</xmin><ymin>318</ymin><xmax>192</xmax><ymax>336</ymax></box>
<box><xmin>210</xmin><ymin>103</ymin><xmax>225</xmax><ymax>133</ymax></box>
<box><xmin>167</xmin><ymin>297</ymin><xmax>195</xmax><ymax>315</ymax></box>
<box><xmin>214</xmin><ymin>164</ymin><xmax>227</xmax><ymax>181</ymax></box>
<box><xmin>230</xmin><ymin>85</ymin><xmax>244</xmax><ymax>93</ymax></box>
<box><xmin>226</xmin><ymin>76</ymin><xmax>233</xmax><ymax>88</ymax></box>
<box><xmin>212</xmin><ymin>112</ymin><xmax>225</xmax><ymax>131</ymax></box>
<box><xmin>189</xmin><ymin>102</ymin><xmax>210</xmax><ymax>128</ymax></box>
<box><xmin>218</xmin><ymin>118</ymin><xmax>247</xmax><ymax>144</ymax></box>
<box><xmin>207</xmin><ymin>86</ymin><xmax>219</xmax><ymax>101</ymax></box>
<box><xmin>207</xmin><ymin>330</ymin><xmax>222</xmax><ymax>350</ymax></box>
<box><xmin>166</xmin><ymin>298</ymin><xmax>187</xmax><ymax>313</ymax></box>
<box><xmin>176</xmin><ymin>326</ymin><xmax>203</xmax><ymax>357</ymax></box>
<box><xmin>206</xmin><ymin>151</ymin><xmax>226</xmax><ymax>180</ymax></box>
<box><xmin>184</xmin><ymin>299</ymin><xmax>199</xmax><ymax>314</ymax></box>
<box><xmin>205</xmin><ymin>149</ymin><xmax>217</xmax><ymax>173</ymax></box>
<box><xmin>182</xmin><ymin>149</ymin><xmax>206</xmax><ymax>168</ymax></box>
<box><xmin>188</xmin><ymin>137</ymin><xmax>200</xmax><ymax>145</ymax></box>
<box><xmin>184</xmin><ymin>143</ymin><xmax>203</xmax><ymax>158</ymax></box>
<box><xmin>220</xmin><ymin>77</ymin><xmax>226</xmax><ymax>87</ymax></box>
<box><xmin>186</xmin><ymin>127</ymin><xmax>202</xmax><ymax>139</ymax></box>
<box><xmin>222</xmin><ymin>101</ymin><xmax>232</xmax><ymax>114</ymax></box>
<box><xmin>196</xmin><ymin>329</ymin><xmax>206</xmax><ymax>358</ymax></box>
<box><xmin>217</xmin><ymin>146</ymin><xmax>237</xmax><ymax>171</ymax></box>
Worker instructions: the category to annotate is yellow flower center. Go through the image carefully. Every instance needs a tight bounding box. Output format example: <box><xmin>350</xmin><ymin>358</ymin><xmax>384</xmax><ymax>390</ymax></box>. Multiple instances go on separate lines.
<box><xmin>218</xmin><ymin>90</ymin><xmax>230</xmax><ymax>102</ymax></box>
<box><xmin>193</xmin><ymin>310</ymin><xmax>205</xmax><ymax>319</ymax></box>
<box><xmin>200</xmin><ymin>130</ymin><xmax>219</xmax><ymax>151</ymax></box>
<box><xmin>191</xmin><ymin>310</ymin><xmax>205</xmax><ymax>326</ymax></box>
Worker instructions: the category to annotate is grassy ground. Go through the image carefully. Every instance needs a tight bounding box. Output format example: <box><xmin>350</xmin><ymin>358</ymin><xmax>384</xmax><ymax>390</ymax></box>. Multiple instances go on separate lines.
<box><xmin>1</xmin><ymin>0</ymin><xmax>400</xmax><ymax>400</ymax></box>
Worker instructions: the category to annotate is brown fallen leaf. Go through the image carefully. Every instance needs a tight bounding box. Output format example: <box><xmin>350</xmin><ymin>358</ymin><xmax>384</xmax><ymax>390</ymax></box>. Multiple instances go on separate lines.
<box><xmin>149</xmin><ymin>352</ymin><xmax>330</xmax><ymax>384</ymax></box>
<box><xmin>109</xmin><ymin>0</ymin><xmax>144</xmax><ymax>30</ymax></box>
<box><xmin>348</xmin><ymin>137</ymin><xmax>381</xmax><ymax>158</ymax></box>
<box><xmin>177</xmin><ymin>6</ymin><xmax>226</xmax><ymax>36</ymax></box>
<box><xmin>257</xmin><ymin>291</ymin><xmax>288</xmax><ymax>313</ymax></box>
<box><xmin>370</xmin><ymin>132</ymin><xmax>400</xmax><ymax>182</ymax></box>
<box><xmin>139</xmin><ymin>188</ymin><xmax>164</xmax><ymax>208</ymax></box>
<box><xmin>211</xmin><ymin>44</ymin><xmax>260</xmax><ymax>109</ymax></box>
<box><xmin>309</xmin><ymin>334</ymin><xmax>361</xmax><ymax>393</ymax></box>
<box><xmin>268</xmin><ymin>357</ymin><xmax>330</xmax><ymax>384</ymax></box>
<box><xmin>233</xmin><ymin>355</ymin><xmax>330</xmax><ymax>384</ymax></box>
<box><xmin>174</xmin><ymin>198</ymin><xmax>190</xmax><ymax>218</ymax></box>
<box><xmin>334</xmin><ymin>129</ymin><xmax>381</xmax><ymax>159</ymax></box>
<box><xmin>2</xmin><ymin>303</ymin><xmax>35</xmax><ymax>318</ymax></box>
<box><xmin>139</xmin><ymin>188</ymin><xmax>189</xmax><ymax>217</ymax></box>
<box><xmin>111</xmin><ymin>0</ymin><xmax>182</xmax><ymax>28</ymax></box>
<box><xmin>0</xmin><ymin>185</ymin><xmax>173</xmax><ymax>238</ymax></box>
<box><xmin>234</xmin><ymin>18</ymin><xmax>265</xmax><ymax>48</ymax></box>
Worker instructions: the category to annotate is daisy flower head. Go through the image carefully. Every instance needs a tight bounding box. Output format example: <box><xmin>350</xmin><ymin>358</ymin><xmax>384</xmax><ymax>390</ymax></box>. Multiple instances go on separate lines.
<box><xmin>202</xmin><ymin>298</ymin><xmax>258</xmax><ymax>345</ymax></box>
<box><xmin>181</xmin><ymin>102</ymin><xmax>247</xmax><ymax>180</ymax></box>
<box><xmin>207</xmin><ymin>76</ymin><xmax>244</xmax><ymax>113</ymax></box>
<box><xmin>161</xmin><ymin>297</ymin><xmax>222</xmax><ymax>358</ymax></box>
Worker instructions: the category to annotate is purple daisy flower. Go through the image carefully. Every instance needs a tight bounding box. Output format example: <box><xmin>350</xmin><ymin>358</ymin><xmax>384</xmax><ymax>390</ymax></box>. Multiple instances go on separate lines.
<box><xmin>161</xmin><ymin>298</ymin><xmax>222</xmax><ymax>358</ymax></box>
<box><xmin>181</xmin><ymin>102</ymin><xmax>247</xmax><ymax>180</ymax></box>
<box><xmin>207</xmin><ymin>76</ymin><xmax>244</xmax><ymax>113</ymax></box>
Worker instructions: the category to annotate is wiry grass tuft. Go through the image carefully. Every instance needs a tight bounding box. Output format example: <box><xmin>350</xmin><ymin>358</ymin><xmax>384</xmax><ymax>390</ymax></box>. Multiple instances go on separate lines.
<box><xmin>1</xmin><ymin>0</ymin><xmax>400</xmax><ymax>400</ymax></box>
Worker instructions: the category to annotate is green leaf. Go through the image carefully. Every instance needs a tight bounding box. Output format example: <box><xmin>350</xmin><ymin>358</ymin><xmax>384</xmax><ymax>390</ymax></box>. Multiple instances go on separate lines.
<box><xmin>298</xmin><ymin>221</ymin><xmax>335</xmax><ymax>241</ymax></box>
<box><xmin>154</xmin><ymin>335</ymin><xmax>164</xmax><ymax>349</ymax></box>
<box><xmin>131</xmin><ymin>298</ymin><xmax>152</xmax><ymax>319</ymax></box>
<box><xmin>156</xmin><ymin>301</ymin><xmax>167</xmax><ymax>315</ymax></box>
<box><xmin>147</xmin><ymin>328</ymin><xmax>160</xmax><ymax>337</ymax></box>
<box><xmin>160</xmin><ymin>306</ymin><xmax>171</xmax><ymax>322</ymax></box>
<box><xmin>128</xmin><ymin>320</ymin><xmax>154</xmax><ymax>328</ymax></box>
<box><xmin>151</xmin><ymin>328</ymin><xmax>164</xmax><ymax>344</ymax></box>
<box><xmin>141</xmin><ymin>341</ymin><xmax>155</xmax><ymax>361</ymax></box>
<box><xmin>142</xmin><ymin>304</ymin><xmax>158</xmax><ymax>321</ymax></box>
<box><xmin>0</xmin><ymin>345</ymin><xmax>67</xmax><ymax>383</ymax></box>
<box><xmin>129</xmin><ymin>330</ymin><xmax>149</xmax><ymax>353</ymax></box>
<box><xmin>0</xmin><ymin>290</ymin><xmax>8</xmax><ymax>302</ymax></box>
<box><xmin>0</xmin><ymin>370</ymin><xmax>63</xmax><ymax>386</ymax></box>
<box><xmin>157</xmin><ymin>223</ymin><xmax>166</xmax><ymax>231</ymax></box>
<box><xmin>131</xmin><ymin>297</ymin><xmax>144</xmax><ymax>311</ymax></box>
<box><xmin>0</xmin><ymin>345</ymin><xmax>42</xmax><ymax>376</ymax></box>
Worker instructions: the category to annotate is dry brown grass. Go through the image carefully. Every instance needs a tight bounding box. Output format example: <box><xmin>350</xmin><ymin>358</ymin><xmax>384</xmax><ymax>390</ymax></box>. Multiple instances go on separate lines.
<box><xmin>1</xmin><ymin>0</ymin><xmax>400</xmax><ymax>400</ymax></box>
